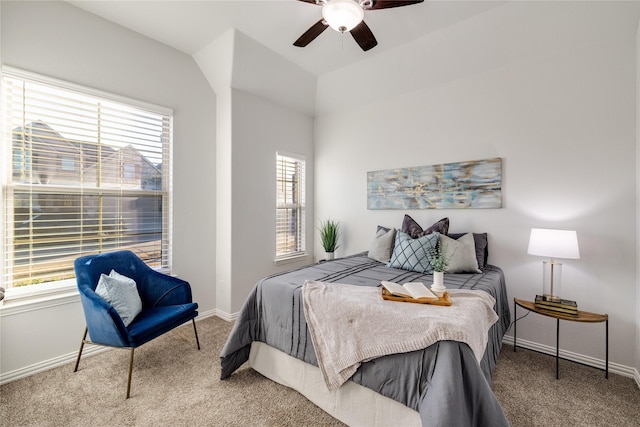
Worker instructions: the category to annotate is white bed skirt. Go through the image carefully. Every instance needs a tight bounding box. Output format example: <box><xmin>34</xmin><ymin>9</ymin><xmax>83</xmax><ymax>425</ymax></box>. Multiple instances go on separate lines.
<box><xmin>249</xmin><ymin>342</ymin><xmax>421</xmax><ymax>427</ymax></box>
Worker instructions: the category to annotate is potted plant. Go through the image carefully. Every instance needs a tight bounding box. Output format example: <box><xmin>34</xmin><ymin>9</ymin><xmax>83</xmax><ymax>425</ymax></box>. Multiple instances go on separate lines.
<box><xmin>428</xmin><ymin>242</ymin><xmax>449</xmax><ymax>296</ymax></box>
<box><xmin>319</xmin><ymin>219</ymin><xmax>340</xmax><ymax>261</ymax></box>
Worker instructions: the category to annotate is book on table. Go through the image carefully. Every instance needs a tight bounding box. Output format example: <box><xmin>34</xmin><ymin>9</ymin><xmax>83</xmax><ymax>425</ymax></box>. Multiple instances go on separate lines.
<box><xmin>381</xmin><ymin>281</ymin><xmax>438</xmax><ymax>300</ymax></box>
<box><xmin>535</xmin><ymin>295</ymin><xmax>577</xmax><ymax>308</ymax></box>
<box><xmin>535</xmin><ymin>295</ymin><xmax>578</xmax><ymax>315</ymax></box>
<box><xmin>535</xmin><ymin>305</ymin><xmax>578</xmax><ymax>316</ymax></box>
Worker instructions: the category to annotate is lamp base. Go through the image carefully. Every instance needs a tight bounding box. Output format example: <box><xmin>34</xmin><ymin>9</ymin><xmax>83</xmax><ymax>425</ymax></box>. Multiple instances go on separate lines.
<box><xmin>542</xmin><ymin>260</ymin><xmax>563</xmax><ymax>302</ymax></box>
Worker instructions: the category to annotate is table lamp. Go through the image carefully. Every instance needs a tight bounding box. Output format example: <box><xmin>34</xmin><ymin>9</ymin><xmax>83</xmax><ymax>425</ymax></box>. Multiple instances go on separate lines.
<box><xmin>527</xmin><ymin>228</ymin><xmax>580</xmax><ymax>302</ymax></box>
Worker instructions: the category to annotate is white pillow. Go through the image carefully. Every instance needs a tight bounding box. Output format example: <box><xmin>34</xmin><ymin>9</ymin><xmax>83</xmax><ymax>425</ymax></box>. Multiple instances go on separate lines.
<box><xmin>368</xmin><ymin>227</ymin><xmax>397</xmax><ymax>263</ymax></box>
<box><xmin>109</xmin><ymin>269</ymin><xmax>136</xmax><ymax>286</ymax></box>
<box><xmin>95</xmin><ymin>270</ymin><xmax>142</xmax><ymax>326</ymax></box>
<box><xmin>441</xmin><ymin>233</ymin><xmax>481</xmax><ymax>274</ymax></box>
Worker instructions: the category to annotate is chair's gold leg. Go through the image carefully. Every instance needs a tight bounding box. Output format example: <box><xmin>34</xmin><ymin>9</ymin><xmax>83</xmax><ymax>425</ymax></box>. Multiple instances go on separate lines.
<box><xmin>192</xmin><ymin>318</ymin><xmax>201</xmax><ymax>350</ymax></box>
<box><xmin>126</xmin><ymin>348</ymin><xmax>135</xmax><ymax>399</ymax></box>
<box><xmin>73</xmin><ymin>327</ymin><xmax>88</xmax><ymax>372</ymax></box>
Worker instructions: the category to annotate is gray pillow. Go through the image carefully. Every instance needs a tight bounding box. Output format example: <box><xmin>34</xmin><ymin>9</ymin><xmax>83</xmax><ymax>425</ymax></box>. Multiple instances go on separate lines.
<box><xmin>387</xmin><ymin>231</ymin><xmax>439</xmax><ymax>273</ymax></box>
<box><xmin>368</xmin><ymin>226</ymin><xmax>397</xmax><ymax>263</ymax></box>
<box><xmin>441</xmin><ymin>233</ymin><xmax>481</xmax><ymax>273</ymax></box>
<box><xmin>95</xmin><ymin>270</ymin><xmax>142</xmax><ymax>327</ymax></box>
<box><xmin>448</xmin><ymin>232</ymin><xmax>488</xmax><ymax>268</ymax></box>
<box><xmin>401</xmin><ymin>214</ymin><xmax>449</xmax><ymax>238</ymax></box>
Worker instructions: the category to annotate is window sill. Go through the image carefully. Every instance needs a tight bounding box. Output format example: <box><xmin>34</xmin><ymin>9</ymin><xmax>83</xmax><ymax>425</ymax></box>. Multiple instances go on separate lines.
<box><xmin>274</xmin><ymin>253</ymin><xmax>311</xmax><ymax>267</ymax></box>
<box><xmin>0</xmin><ymin>279</ymin><xmax>79</xmax><ymax>315</ymax></box>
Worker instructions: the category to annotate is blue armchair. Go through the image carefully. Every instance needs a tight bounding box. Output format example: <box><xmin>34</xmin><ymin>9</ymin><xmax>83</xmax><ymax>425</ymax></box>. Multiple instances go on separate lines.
<box><xmin>73</xmin><ymin>250</ymin><xmax>200</xmax><ymax>398</ymax></box>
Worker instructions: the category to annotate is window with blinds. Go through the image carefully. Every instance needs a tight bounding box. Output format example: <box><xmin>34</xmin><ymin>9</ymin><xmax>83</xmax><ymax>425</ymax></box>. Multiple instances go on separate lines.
<box><xmin>275</xmin><ymin>153</ymin><xmax>305</xmax><ymax>259</ymax></box>
<box><xmin>1</xmin><ymin>68</ymin><xmax>172</xmax><ymax>289</ymax></box>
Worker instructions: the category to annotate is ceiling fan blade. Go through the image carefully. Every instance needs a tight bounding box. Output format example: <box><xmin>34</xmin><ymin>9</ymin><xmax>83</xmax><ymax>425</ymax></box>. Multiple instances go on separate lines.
<box><xmin>294</xmin><ymin>19</ymin><xmax>329</xmax><ymax>47</ymax></box>
<box><xmin>368</xmin><ymin>0</ymin><xmax>424</xmax><ymax>10</ymax></box>
<box><xmin>350</xmin><ymin>20</ymin><xmax>377</xmax><ymax>51</ymax></box>
<box><xmin>296</xmin><ymin>0</ymin><xmax>319</xmax><ymax>4</ymax></box>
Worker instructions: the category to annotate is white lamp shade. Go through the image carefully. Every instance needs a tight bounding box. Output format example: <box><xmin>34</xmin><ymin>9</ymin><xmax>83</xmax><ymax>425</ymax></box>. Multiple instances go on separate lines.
<box><xmin>322</xmin><ymin>0</ymin><xmax>364</xmax><ymax>33</ymax></box>
<box><xmin>527</xmin><ymin>228</ymin><xmax>580</xmax><ymax>259</ymax></box>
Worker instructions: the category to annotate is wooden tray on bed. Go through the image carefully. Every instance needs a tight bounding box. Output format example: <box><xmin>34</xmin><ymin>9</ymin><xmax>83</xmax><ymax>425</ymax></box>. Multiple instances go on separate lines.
<box><xmin>381</xmin><ymin>289</ymin><xmax>452</xmax><ymax>306</ymax></box>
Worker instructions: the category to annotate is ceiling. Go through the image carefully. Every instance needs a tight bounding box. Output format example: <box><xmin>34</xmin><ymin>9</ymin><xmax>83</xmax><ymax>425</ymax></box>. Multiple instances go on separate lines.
<box><xmin>68</xmin><ymin>0</ymin><xmax>506</xmax><ymax>76</ymax></box>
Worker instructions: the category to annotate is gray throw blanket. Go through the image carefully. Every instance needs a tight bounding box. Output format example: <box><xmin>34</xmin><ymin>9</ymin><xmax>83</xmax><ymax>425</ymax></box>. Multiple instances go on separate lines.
<box><xmin>302</xmin><ymin>280</ymin><xmax>499</xmax><ymax>391</ymax></box>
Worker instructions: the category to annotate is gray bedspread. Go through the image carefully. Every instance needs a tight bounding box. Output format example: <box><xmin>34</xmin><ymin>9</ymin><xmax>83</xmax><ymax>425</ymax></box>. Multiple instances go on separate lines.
<box><xmin>220</xmin><ymin>254</ymin><xmax>511</xmax><ymax>427</ymax></box>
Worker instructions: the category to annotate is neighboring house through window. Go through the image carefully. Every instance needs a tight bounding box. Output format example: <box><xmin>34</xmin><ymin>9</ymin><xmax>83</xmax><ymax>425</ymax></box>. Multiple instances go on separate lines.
<box><xmin>275</xmin><ymin>152</ymin><xmax>306</xmax><ymax>260</ymax></box>
<box><xmin>61</xmin><ymin>156</ymin><xmax>75</xmax><ymax>172</ymax></box>
<box><xmin>1</xmin><ymin>67</ymin><xmax>173</xmax><ymax>290</ymax></box>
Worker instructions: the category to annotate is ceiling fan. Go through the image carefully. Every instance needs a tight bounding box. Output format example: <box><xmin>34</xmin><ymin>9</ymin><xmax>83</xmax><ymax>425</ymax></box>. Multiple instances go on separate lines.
<box><xmin>293</xmin><ymin>0</ymin><xmax>424</xmax><ymax>52</ymax></box>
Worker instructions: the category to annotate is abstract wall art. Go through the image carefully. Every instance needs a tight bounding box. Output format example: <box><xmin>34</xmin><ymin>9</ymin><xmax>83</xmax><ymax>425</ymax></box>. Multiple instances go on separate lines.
<box><xmin>367</xmin><ymin>158</ymin><xmax>502</xmax><ymax>210</ymax></box>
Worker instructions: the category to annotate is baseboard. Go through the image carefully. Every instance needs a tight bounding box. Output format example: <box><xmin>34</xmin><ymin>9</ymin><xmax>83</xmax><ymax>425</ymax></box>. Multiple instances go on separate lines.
<box><xmin>502</xmin><ymin>334</ymin><xmax>639</xmax><ymax>388</ymax></box>
<box><xmin>195</xmin><ymin>308</ymin><xmax>218</xmax><ymax>320</ymax></box>
<box><xmin>0</xmin><ymin>343</ymin><xmax>108</xmax><ymax>385</ymax></box>
<box><xmin>0</xmin><ymin>311</ymin><xmax>229</xmax><ymax>386</ymax></box>
<box><xmin>211</xmin><ymin>308</ymin><xmax>239</xmax><ymax>322</ymax></box>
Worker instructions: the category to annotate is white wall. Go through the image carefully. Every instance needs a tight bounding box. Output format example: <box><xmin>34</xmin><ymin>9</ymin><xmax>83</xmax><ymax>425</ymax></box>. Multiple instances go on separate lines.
<box><xmin>230</xmin><ymin>89</ymin><xmax>314</xmax><ymax>311</ymax></box>
<box><xmin>231</xmin><ymin>32</ymin><xmax>316</xmax><ymax>117</ymax></box>
<box><xmin>193</xmin><ymin>29</ymin><xmax>235</xmax><ymax>316</ymax></box>
<box><xmin>195</xmin><ymin>30</ymin><xmax>316</xmax><ymax>315</ymax></box>
<box><xmin>315</xmin><ymin>1</ymin><xmax>639</xmax><ymax>372</ymax></box>
<box><xmin>0</xmin><ymin>1</ymin><xmax>216</xmax><ymax>379</ymax></box>
<box><xmin>228</xmin><ymin>32</ymin><xmax>315</xmax><ymax>312</ymax></box>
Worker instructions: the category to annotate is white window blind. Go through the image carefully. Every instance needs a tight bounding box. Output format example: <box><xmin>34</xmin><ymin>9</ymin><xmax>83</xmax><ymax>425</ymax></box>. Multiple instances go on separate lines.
<box><xmin>275</xmin><ymin>153</ymin><xmax>305</xmax><ymax>259</ymax></box>
<box><xmin>1</xmin><ymin>68</ymin><xmax>172</xmax><ymax>289</ymax></box>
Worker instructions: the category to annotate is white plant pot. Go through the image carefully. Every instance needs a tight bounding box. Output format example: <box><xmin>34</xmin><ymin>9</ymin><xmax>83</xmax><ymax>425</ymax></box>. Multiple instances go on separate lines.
<box><xmin>325</xmin><ymin>252</ymin><xmax>335</xmax><ymax>261</ymax></box>
<box><xmin>431</xmin><ymin>271</ymin><xmax>446</xmax><ymax>297</ymax></box>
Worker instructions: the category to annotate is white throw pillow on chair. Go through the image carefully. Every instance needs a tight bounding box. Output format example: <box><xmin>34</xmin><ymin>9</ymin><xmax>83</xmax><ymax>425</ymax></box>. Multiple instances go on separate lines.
<box><xmin>95</xmin><ymin>270</ymin><xmax>142</xmax><ymax>326</ymax></box>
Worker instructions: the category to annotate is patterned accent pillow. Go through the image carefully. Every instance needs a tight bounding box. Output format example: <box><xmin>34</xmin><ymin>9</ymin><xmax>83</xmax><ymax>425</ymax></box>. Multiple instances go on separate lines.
<box><xmin>401</xmin><ymin>214</ymin><xmax>449</xmax><ymax>238</ymax></box>
<box><xmin>388</xmin><ymin>230</ymin><xmax>440</xmax><ymax>273</ymax></box>
<box><xmin>95</xmin><ymin>270</ymin><xmax>142</xmax><ymax>327</ymax></box>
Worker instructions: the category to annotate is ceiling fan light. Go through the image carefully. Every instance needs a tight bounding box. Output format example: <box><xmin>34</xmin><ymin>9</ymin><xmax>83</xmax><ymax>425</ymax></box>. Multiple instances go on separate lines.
<box><xmin>322</xmin><ymin>0</ymin><xmax>364</xmax><ymax>33</ymax></box>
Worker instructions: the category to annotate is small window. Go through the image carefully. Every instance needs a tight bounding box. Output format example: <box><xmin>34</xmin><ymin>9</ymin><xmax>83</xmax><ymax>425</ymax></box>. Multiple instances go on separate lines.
<box><xmin>275</xmin><ymin>153</ymin><xmax>305</xmax><ymax>259</ymax></box>
<box><xmin>123</xmin><ymin>163</ymin><xmax>136</xmax><ymax>179</ymax></box>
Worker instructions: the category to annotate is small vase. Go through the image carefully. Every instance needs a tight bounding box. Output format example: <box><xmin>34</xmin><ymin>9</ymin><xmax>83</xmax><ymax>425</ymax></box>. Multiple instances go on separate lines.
<box><xmin>325</xmin><ymin>252</ymin><xmax>335</xmax><ymax>261</ymax></box>
<box><xmin>431</xmin><ymin>271</ymin><xmax>446</xmax><ymax>297</ymax></box>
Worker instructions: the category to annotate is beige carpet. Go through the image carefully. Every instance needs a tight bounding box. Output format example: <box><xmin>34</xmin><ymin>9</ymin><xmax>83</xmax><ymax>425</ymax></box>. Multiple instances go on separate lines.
<box><xmin>1</xmin><ymin>316</ymin><xmax>638</xmax><ymax>426</ymax></box>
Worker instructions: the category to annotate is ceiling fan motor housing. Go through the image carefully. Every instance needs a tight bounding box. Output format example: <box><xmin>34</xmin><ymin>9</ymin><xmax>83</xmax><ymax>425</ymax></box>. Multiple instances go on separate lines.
<box><xmin>322</xmin><ymin>0</ymin><xmax>365</xmax><ymax>33</ymax></box>
<box><xmin>295</xmin><ymin>0</ymin><xmax>424</xmax><ymax>51</ymax></box>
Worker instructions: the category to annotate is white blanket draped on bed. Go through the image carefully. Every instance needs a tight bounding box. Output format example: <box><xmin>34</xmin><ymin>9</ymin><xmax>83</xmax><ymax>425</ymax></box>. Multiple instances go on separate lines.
<box><xmin>302</xmin><ymin>280</ymin><xmax>499</xmax><ymax>391</ymax></box>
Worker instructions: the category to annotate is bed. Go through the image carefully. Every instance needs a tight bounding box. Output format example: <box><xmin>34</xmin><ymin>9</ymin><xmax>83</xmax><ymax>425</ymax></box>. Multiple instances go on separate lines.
<box><xmin>220</xmin><ymin>250</ymin><xmax>511</xmax><ymax>427</ymax></box>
